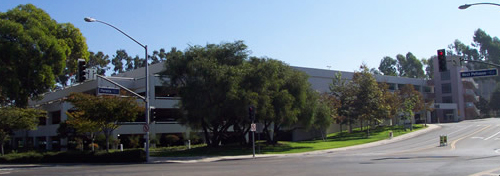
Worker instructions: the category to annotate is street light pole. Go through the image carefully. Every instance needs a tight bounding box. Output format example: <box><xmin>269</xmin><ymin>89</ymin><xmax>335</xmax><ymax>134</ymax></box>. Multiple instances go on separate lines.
<box><xmin>459</xmin><ymin>2</ymin><xmax>500</xmax><ymax>9</ymax></box>
<box><xmin>84</xmin><ymin>17</ymin><xmax>150</xmax><ymax>162</ymax></box>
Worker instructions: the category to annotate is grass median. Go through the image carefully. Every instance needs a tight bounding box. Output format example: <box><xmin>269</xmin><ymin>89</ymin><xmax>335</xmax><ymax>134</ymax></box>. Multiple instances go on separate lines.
<box><xmin>151</xmin><ymin>124</ymin><xmax>426</xmax><ymax>157</ymax></box>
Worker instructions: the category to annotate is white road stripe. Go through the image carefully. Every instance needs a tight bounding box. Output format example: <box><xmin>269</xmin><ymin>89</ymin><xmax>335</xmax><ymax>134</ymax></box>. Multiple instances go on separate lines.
<box><xmin>0</xmin><ymin>169</ymin><xmax>12</xmax><ymax>175</ymax></box>
<box><xmin>484</xmin><ymin>131</ymin><xmax>500</xmax><ymax>140</ymax></box>
<box><xmin>448</xmin><ymin>125</ymin><xmax>472</xmax><ymax>135</ymax></box>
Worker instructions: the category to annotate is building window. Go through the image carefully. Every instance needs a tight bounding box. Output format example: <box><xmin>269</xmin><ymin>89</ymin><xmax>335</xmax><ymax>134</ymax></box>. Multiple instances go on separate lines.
<box><xmin>155</xmin><ymin>86</ymin><xmax>179</xmax><ymax>98</ymax></box>
<box><xmin>441</xmin><ymin>71</ymin><xmax>450</xmax><ymax>81</ymax></box>
<box><xmin>51</xmin><ymin>111</ymin><xmax>61</xmax><ymax>125</ymax></box>
<box><xmin>398</xmin><ymin>84</ymin><xmax>406</xmax><ymax>90</ymax></box>
<box><xmin>441</xmin><ymin>83</ymin><xmax>452</xmax><ymax>94</ymax></box>
<box><xmin>152</xmin><ymin>108</ymin><xmax>181</xmax><ymax>122</ymax></box>
<box><xmin>388</xmin><ymin>83</ymin><xmax>395</xmax><ymax>90</ymax></box>
<box><xmin>39</xmin><ymin>116</ymin><xmax>46</xmax><ymax>126</ymax></box>
<box><xmin>443</xmin><ymin>110</ymin><xmax>454</xmax><ymax>121</ymax></box>
<box><xmin>424</xmin><ymin>86</ymin><xmax>432</xmax><ymax>93</ymax></box>
<box><xmin>442</xmin><ymin>96</ymin><xmax>453</xmax><ymax>103</ymax></box>
<box><xmin>413</xmin><ymin>85</ymin><xmax>421</xmax><ymax>91</ymax></box>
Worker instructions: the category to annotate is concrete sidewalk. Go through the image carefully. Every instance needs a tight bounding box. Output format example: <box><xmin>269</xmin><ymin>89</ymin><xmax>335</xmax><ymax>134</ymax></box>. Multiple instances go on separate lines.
<box><xmin>150</xmin><ymin>124</ymin><xmax>441</xmax><ymax>164</ymax></box>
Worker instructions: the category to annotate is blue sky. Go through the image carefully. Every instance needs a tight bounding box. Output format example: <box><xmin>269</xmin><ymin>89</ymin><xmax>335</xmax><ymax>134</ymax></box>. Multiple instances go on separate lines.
<box><xmin>2</xmin><ymin>0</ymin><xmax>500</xmax><ymax>72</ymax></box>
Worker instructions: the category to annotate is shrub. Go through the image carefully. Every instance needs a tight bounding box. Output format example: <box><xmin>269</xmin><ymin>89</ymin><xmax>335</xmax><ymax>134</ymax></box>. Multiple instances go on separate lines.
<box><xmin>164</xmin><ymin>135</ymin><xmax>180</xmax><ymax>146</ymax></box>
<box><xmin>128</xmin><ymin>135</ymin><xmax>141</xmax><ymax>148</ymax></box>
<box><xmin>88</xmin><ymin>143</ymin><xmax>99</xmax><ymax>150</ymax></box>
<box><xmin>0</xmin><ymin>149</ymin><xmax>146</xmax><ymax>163</ymax></box>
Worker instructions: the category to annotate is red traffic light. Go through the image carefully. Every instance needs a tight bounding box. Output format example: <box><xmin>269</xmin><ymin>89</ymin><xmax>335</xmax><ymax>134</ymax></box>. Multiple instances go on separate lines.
<box><xmin>438</xmin><ymin>51</ymin><xmax>444</xmax><ymax>56</ymax></box>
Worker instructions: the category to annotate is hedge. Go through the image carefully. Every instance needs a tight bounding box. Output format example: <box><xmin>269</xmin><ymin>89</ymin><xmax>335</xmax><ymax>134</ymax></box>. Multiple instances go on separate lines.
<box><xmin>0</xmin><ymin>149</ymin><xmax>146</xmax><ymax>163</ymax></box>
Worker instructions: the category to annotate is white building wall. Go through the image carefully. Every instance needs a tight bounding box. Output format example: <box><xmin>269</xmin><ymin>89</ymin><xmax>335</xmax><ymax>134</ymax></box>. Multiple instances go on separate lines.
<box><xmin>17</xmin><ymin>63</ymin><xmax>431</xmax><ymax>148</ymax></box>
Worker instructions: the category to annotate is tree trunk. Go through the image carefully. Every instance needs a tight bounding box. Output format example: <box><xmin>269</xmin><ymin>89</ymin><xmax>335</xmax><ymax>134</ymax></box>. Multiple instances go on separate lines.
<box><xmin>201</xmin><ymin>120</ymin><xmax>211</xmax><ymax>146</ymax></box>
<box><xmin>263</xmin><ymin>121</ymin><xmax>272</xmax><ymax>144</ymax></box>
<box><xmin>91</xmin><ymin>133</ymin><xmax>95</xmax><ymax>152</ymax></box>
<box><xmin>105</xmin><ymin>130</ymin><xmax>110</xmax><ymax>152</ymax></box>
<box><xmin>348</xmin><ymin>118</ymin><xmax>352</xmax><ymax>133</ymax></box>
<box><xmin>360</xmin><ymin>119</ymin><xmax>364</xmax><ymax>132</ymax></box>
<box><xmin>272</xmin><ymin>124</ymin><xmax>280</xmax><ymax>145</ymax></box>
<box><xmin>366</xmin><ymin>120</ymin><xmax>371</xmax><ymax>137</ymax></box>
<box><xmin>1</xmin><ymin>143</ymin><xmax>4</xmax><ymax>156</ymax></box>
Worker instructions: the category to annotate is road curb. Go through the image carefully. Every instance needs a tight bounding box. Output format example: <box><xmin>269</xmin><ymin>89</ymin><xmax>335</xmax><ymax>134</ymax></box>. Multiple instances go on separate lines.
<box><xmin>150</xmin><ymin>124</ymin><xmax>441</xmax><ymax>164</ymax></box>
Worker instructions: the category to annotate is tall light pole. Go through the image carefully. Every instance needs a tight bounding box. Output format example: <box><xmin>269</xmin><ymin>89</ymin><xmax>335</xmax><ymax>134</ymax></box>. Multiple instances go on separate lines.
<box><xmin>84</xmin><ymin>17</ymin><xmax>150</xmax><ymax>162</ymax></box>
<box><xmin>459</xmin><ymin>2</ymin><xmax>500</xmax><ymax>9</ymax></box>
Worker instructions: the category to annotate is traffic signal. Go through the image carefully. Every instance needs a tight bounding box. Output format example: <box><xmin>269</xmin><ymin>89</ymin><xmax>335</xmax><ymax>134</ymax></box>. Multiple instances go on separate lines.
<box><xmin>248</xmin><ymin>106</ymin><xmax>256</xmax><ymax>121</ymax></box>
<box><xmin>151</xmin><ymin>108</ymin><xmax>157</xmax><ymax>121</ymax></box>
<box><xmin>77</xmin><ymin>59</ymin><xmax>87</xmax><ymax>82</ymax></box>
<box><xmin>437</xmin><ymin>49</ymin><xmax>447</xmax><ymax>72</ymax></box>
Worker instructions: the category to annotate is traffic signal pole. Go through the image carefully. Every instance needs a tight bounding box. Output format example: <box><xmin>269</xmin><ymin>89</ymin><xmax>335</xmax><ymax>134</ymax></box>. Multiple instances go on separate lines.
<box><xmin>249</xmin><ymin>106</ymin><xmax>256</xmax><ymax>158</ymax></box>
<box><xmin>459</xmin><ymin>58</ymin><xmax>500</xmax><ymax>68</ymax></box>
<box><xmin>252</xmin><ymin>119</ymin><xmax>255</xmax><ymax>158</ymax></box>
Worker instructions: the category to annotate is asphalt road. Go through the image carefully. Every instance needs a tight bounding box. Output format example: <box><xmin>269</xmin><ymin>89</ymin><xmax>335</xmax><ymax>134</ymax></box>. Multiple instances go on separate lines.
<box><xmin>4</xmin><ymin>118</ymin><xmax>500</xmax><ymax>176</ymax></box>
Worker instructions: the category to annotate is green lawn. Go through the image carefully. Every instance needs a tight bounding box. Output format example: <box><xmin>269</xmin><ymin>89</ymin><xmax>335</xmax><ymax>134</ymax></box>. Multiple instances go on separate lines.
<box><xmin>151</xmin><ymin>124</ymin><xmax>426</xmax><ymax>157</ymax></box>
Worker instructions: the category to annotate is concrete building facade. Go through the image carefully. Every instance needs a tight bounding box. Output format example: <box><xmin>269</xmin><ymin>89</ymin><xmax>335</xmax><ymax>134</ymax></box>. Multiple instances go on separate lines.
<box><xmin>432</xmin><ymin>56</ymin><xmax>480</xmax><ymax>123</ymax></box>
<box><xmin>12</xmin><ymin>60</ymin><xmax>476</xmax><ymax>150</ymax></box>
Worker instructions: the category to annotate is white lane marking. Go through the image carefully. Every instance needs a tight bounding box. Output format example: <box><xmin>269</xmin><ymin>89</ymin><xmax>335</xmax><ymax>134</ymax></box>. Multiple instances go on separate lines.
<box><xmin>484</xmin><ymin>131</ymin><xmax>500</xmax><ymax>140</ymax></box>
<box><xmin>448</xmin><ymin>125</ymin><xmax>472</xmax><ymax>135</ymax></box>
<box><xmin>496</xmin><ymin>149</ymin><xmax>500</xmax><ymax>154</ymax></box>
<box><xmin>496</xmin><ymin>138</ymin><xmax>500</xmax><ymax>140</ymax></box>
<box><xmin>471</xmin><ymin>137</ymin><xmax>484</xmax><ymax>139</ymax></box>
<box><xmin>0</xmin><ymin>169</ymin><xmax>12</xmax><ymax>175</ymax></box>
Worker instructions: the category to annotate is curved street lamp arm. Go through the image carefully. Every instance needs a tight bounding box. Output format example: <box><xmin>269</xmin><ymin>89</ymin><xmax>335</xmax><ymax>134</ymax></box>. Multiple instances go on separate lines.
<box><xmin>86</xmin><ymin>18</ymin><xmax>146</xmax><ymax>49</ymax></box>
<box><xmin>459</xmin><ymin>2</ymin><xmax>500</xmax><ymax>9</ymax></box>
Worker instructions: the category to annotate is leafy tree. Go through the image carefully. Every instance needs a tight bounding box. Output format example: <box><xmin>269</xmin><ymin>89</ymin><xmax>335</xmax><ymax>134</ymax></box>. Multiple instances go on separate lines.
<box><xmin>160</xmin><ymin>41</ymin><xmax>249</xmax><ymax>147</ymax></box>
<box><xmin>56</xmin><ymin>23</ymin><xmax>90</xmax><ymax>86</ymax></box>
<box><xmin>330</xmin><ymin>72</ymin><xmax>357</xmax><ymax>133</ymax></box>
<box><xmin>378</xmin><ymin>56</ymin><xmax>398</xmax><ymax>76</ymax></box>
<box><xmin>63</xmin><ymin>111</ymin><xmax>100</xmax><ymax>151</ymax></box>
<box><xmin>161</xmin><ymin>41</ymin><xmax>317</xmax><ymax>145</ymax></box>
<box><xmin>398</xmin><ymin>84</ymin><xmax>424</xmax><ymax>130</ymax></box>
<box><xmin>150</xmin><ymin>48</ymin><xmax>167</xmax><ymax>64</ymax></box>
<box><xmin>309</xmin><ymin>92</ymin><xmax>336</xmax><ymax>140</ymax></box>
<box><xmin>111</xmin><ymin>49</ymin><xmax>128</xmax><ymax>75</ymax></box>
<box><xmin>267</xmin><ymin>64</ymin><xmax>309</xmax><ymax>144</ymax></box>
<box><xmin>477</xmin><ymin>96</ymin><xmax>490</xmax><ymax>117</ymax></box>
<box><xmin>421</xmin><ymin>57</ymin><xmax>434</xmax><ymax>79</ymax></box>
<box><xmin>0</xmin><ymin>4</ymin><xmax>89</xmax><ymax>107</ymax></box>
<box><xmin>489</xmin><ymin>85</ymin><xmax>500</xmax><ymax>113</ymax></box>
<box><xmin>243</xmin><ymin>58</ymin><xmax>311</xmax><ymax>144</ymax></box>
<box><xmin>351</xmin><ymin>65</ymin><xmax>384</xmax><ymax>136</ymax></box>
<box><xmin>378</xmin><ymin>83</ymin><xmax>401</xmax><ymax>125</ymax></box>
<box><xmin>0</xmin><ymin>107</ymin><xmax>45</xmax><ymax>155</ymax></box>
<box><xmin>65</xmin><ymin>92</ymin><xmax>143</xmax><ymax>152</ymax></box>
<box><xmin>370</xmin><ymin>68</ymin><xmax>381</xmax><ymax>75</ymax></box>
<box><xmin>473</xmin><ymin>29</ymin><xmax>500</xmax><ymax>67</ymax></box>
<box><xmin>396</xmin><ymin>53</ymin><xmax>425</xmax><ymax>78</ymax></box>
<box><xmin>87</xmin><ymin>51</ymin><xmax>110</xmax><ymax>76</ymax></box>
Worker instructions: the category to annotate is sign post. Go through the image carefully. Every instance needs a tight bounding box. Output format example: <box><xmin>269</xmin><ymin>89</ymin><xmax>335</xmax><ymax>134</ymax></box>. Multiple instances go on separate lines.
<box><xmin>251</xmin><ymin>123</ymin><xmax>256</xmax><ymax>158</ymax></box>
<box><xmin>249</xmin><ymin>106</ymin><xmax>256</xmax><ymax>158</ymax></box>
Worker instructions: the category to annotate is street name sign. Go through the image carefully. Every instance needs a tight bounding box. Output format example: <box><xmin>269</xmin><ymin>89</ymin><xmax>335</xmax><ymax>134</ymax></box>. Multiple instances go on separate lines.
<box><xmin>460</xmin><ymin>69</ymin><xmax>498</xmax><ymax>78</ymax></box>
<box><xmin>98</xmin><ymin>87</ymin><xmax>120</xmax><ymax>95</ymax></box>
